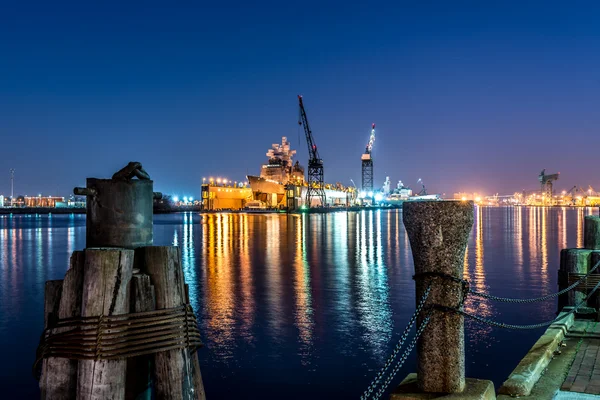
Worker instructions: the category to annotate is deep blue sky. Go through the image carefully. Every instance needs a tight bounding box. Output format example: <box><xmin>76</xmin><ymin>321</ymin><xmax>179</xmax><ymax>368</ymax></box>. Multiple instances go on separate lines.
<box><xmin>1</xmin><ymin>1</ymin><xmax>600</xmax><ymax>198</ymax></box>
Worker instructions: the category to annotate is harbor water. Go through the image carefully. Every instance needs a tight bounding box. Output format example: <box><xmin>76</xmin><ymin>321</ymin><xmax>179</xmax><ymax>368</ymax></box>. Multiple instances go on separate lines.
<box><xmin>0</xmin><ymin>207</ymin><xmax>596</xmax><ymax>399</ymax></box>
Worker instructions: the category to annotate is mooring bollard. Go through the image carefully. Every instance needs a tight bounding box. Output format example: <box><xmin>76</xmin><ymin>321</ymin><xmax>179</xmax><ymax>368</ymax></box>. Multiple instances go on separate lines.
<box><xmin>559</xmin><ymin>249</ymin><xmax>593</xmax><ymax>307</ymax></box>
<box><xmin>585</xmin><ymin>216</ymin><xmax>600</xmax><ymax>250</ymax></box>
<box><xmin>404</xmin><ymin>201</ymin><xmax>473</xmax><ymax>393</ymax></box>
<box><xmin>392</xmin><ymin>201</ymin><xmax>495</xmax><ymax>399</ymax></box>
<box><xmin>557</xmin><ymin>216</ymin><xmax>600</xmax><ymax>311</ymax></box>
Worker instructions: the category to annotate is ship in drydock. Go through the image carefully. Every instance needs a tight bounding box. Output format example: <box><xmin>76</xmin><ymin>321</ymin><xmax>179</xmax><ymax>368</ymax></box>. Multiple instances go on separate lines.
<box><xmin>247</xmin><ymin>137</ymin><xmax>352</xmax><ymax>209</ymax></box>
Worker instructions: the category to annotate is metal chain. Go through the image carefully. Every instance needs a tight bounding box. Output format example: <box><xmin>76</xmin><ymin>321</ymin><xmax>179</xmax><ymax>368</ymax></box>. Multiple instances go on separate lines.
<box><xmin>360</xmin><ymin>285</ymin><xmax>431</xmax><ymax>400</ymax></box>
<box><xmin>469</xmin><ymin>259</ymin><xmax>600</xmax><ymax>303</ymax></box>
<box><xmin>372</xmin><ymin>312</ymin><xmax>432</xmax><ymax>400</ymax></box>
<box><xmin>439</xmin><ymin>277</ymin><xmax>600</xmax><ymax>330</ymax></box>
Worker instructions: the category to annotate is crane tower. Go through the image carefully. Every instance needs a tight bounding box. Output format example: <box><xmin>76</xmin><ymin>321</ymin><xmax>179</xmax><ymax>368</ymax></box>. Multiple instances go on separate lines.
<box><xmin>361</xmin><ymin>123</ymin><xmax>375</xmax><ymax>196</ymax></box>
<box><xmin>298</xmin><ymin>95</ymin><xmax>325</xmax><ymax>207</ymax></box>
<box><xmin>539</xmin><ymin>169</ymin><xmax>559</xmax><ymax>204</ymax></box>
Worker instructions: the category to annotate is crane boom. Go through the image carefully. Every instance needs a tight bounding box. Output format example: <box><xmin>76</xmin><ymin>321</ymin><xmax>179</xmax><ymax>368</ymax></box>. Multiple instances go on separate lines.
<box><xmin>298</xmin><ymin>95</ymin><xmax>321</xmax><ymax>162</ymax></box>
<box><xmin>297</xmin><ymin>95</ymin><xmax>325</xmax><ymax>207</ymax></box>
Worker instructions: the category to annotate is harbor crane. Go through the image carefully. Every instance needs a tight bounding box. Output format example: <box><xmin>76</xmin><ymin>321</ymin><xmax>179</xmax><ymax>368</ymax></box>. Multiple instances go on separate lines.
<box><xmin>417</xmin><ymin>178</ymin><xmax>427</xmax><ymax>196</ymax></box>
<box><xmin>361</xmin><ymin>123</ymin><xmax>376</xmax><ymax>197</ymax></box>
<box><xmin>538</xmin><ymin>169</ymin><xmax>559</xmax><ymax>203</ymax></box>
<box><xmin>298</xmin><ymin>95</ymin><xmax>326</xmax><ymax>207</ymax></box>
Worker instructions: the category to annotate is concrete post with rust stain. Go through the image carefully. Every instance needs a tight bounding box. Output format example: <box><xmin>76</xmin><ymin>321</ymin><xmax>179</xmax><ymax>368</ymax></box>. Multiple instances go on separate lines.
<box><xmin>403</xmin><ymin>200</ymin><xmax>474</xmax><ymax>393</ymax></box>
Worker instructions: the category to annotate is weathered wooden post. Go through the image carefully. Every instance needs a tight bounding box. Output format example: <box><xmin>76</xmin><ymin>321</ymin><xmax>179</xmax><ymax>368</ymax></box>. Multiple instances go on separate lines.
<box><xmin>142</xmin><ymin>246</ymin><xmax>205</xmax><ymax>400</ymax></box>
<box><xmin>40</xmin><ymin>280</ymin><xmax>63</xmax><ymax>398</ymax></box>
<box><xmin>41</xmin><ymin>252</ymin><xmax>84</xmax><ymax>400</ymax></box>
<box><xmin>77</xmin><ymin>248</ymin><xmax>134</xmax><ymax>400</ymax></box>
<box><xmin>392</xmin><ymin>201</ymin><xmax>495</xmax><ymax>399</ymax></box>
<box><xmin>37</xmin><ymin>162</ymin><xmax>205</xmax><ymax>400</ymax></box>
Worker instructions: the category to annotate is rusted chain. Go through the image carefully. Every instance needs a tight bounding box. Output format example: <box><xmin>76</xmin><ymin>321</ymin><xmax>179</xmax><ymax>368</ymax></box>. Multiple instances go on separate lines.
<box><xmin>33</xmin><ymin>304</ymin><xmax>202</xmax><ymax>379</ymax></box>
<box><xmin>469</xmin><ymin>258</ymin><xmax>600</xmax><ymax>303</ymax></box>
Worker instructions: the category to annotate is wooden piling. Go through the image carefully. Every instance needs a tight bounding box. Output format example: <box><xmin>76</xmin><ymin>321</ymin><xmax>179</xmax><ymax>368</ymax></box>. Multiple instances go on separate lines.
<box><xmin>43</xmin><ymin>251</ymin><xmax>85</xmax><ymax>400</ymax></box>
<box><xmin>125</xmin><ymin>273</ymin><xmax>156</xmax><ymax>400</ymax></box>
<box><xmin>141</xmin><ymin>246</ymin><xmax>206</xmax><ymax>400</ymax></box>
<box><xmin>184</xmin><ymin>283</ymin><xmax>205</xmax><ymax>400</ymax></box>
<box><xmin>40</xmin><ymin>280</ymin><xmax>63</xmax><ymax>397</ymax></box>
<box><xmin>77</xmin><ymin>248</ymin><xmax>134</xmax><ymax>400</ymax></box>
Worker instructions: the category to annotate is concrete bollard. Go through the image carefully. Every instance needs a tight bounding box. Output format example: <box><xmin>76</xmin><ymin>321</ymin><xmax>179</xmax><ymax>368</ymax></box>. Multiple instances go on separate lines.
<box><xmin>585</xmin><ymin>216</ymin><xmax>600</xmax><ymax>250</ymax></box>
<box><xmin>393</xmin><ymin>201</ymin><xmax>494</xmax><ymax>399</ymax></box>
<box><xmin>403</xmin><ymin>200</ymin><xmax>473</xmax><ymax>393</ymax></box>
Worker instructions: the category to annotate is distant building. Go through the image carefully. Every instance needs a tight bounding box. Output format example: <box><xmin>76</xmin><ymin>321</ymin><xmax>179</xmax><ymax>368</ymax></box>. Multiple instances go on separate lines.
<box><xmin>201</xmin><ymin>184</ymin><xmax>253</xmax><ymax>211</ymax></box>
<box><xmin>24</xmin><ymin>196</ymin><xmax>64</xmax><ymax>207</ymax></box>
<box><xmin>453</xmin><ymin>192</ymin><xmax>483</xmax><ymax>202</ymax></box>
<box><xmin>0</xmin><ymin>195</ymin><xmax>3</xmax><ymax>207</ymax></box>
<box><xmin>56</xmin><ymin>196</ymin><xmax>86</xmax><ymax>208</ymax></box>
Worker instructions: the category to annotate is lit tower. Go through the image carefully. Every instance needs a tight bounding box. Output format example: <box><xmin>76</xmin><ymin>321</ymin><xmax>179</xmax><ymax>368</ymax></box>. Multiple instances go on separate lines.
<box><xmin>361</xmin><ymin>123</ymin><xmax>376</xmax><ymax>197</ymax></box>
<box><xmin>9</xmin><ymin>168</ymin><xmax>14</xmax><ymax>200</ymax></box>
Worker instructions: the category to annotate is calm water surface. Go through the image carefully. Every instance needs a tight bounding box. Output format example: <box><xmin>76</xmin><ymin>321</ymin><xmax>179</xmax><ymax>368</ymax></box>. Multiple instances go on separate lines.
<box><xmin>0</xmin><ymin>207</ymin><xmax>596</xmax><ymax>399</ymax></box>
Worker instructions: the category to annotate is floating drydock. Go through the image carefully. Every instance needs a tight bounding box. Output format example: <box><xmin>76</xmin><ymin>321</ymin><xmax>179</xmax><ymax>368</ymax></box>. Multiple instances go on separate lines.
<box><xmin>248</xmin><ymin>137</ymin><xmax>353</xmax><ymax>209</ymax></box>
<box><xmin>201</xmin><ymin>136</ymin><xmax>353</xmax><ymax>211</ymax></box>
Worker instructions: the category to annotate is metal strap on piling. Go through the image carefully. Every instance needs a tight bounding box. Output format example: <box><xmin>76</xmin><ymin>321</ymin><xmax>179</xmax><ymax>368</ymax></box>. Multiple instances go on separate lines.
<box><xmin>33</xmin><ymin>304</ymin><xmax>202</xmax><ymax>379</ymax></box>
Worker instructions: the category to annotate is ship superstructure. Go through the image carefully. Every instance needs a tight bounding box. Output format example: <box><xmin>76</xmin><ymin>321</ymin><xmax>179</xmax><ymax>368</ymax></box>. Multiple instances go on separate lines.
<box><xmin>247</xmin><ymin>136</ymin><xmax>351</xmax><ymax>209</ymax></box>
<box><xmin>260</xmin><ymin>137</ymin><xmax>305</xmax><ymax>184</ymax></box>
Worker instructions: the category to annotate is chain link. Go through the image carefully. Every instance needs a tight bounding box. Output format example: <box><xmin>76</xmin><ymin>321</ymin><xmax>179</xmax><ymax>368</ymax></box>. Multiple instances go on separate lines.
<box><xmin>360</xmin><ymin>285</ymin><xmax>431</xmax><ymax>400</ymax></box>
<box><xmin>439</xmin><ymin>277</ymin><xmax>600</xmax><ymax>330</ymax></box>
<box><xmin>469</xmin><ymin>259</ymin><xmax>600</xmax><ymax>303</ymax></box>
<box><xmin>372</xmin><ymin>312</ymin><xmax>432</xmax><ymax>400</ymax></box>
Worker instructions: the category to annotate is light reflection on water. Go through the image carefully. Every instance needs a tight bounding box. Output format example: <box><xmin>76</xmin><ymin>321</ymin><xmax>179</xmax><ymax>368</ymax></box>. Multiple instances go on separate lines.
<box><xmin>1</xmin><ymin>208</ymin><xmax>600</xmax><ymax>399</ymax></box>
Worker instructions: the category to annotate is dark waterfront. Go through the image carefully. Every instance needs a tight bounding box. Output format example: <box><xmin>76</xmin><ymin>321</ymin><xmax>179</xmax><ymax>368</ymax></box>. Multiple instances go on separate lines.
<box><xmin>0</xmin><ymin>207</ymin><xmax>596</xmax><ymax>399</ymax></box>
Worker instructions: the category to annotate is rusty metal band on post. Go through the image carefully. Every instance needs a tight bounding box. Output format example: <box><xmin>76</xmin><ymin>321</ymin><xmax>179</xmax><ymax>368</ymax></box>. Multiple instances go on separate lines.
<box><xmin>33</xmin><ymin>304</ymin><xmax>202</xmax><ymax>379</ymax></box>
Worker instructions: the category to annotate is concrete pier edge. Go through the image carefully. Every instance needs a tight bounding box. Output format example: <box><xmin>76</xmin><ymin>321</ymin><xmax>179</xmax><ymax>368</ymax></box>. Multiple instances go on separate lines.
<box><xmin>498</xmin><ymin>310</ymin><xmax>575</xmax><ymax>397</ymax></box>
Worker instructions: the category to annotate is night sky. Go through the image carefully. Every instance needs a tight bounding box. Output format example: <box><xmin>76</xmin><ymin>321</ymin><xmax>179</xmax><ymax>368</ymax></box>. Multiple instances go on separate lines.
<box><xmin>1</xmin><ymin>1</ymin><xmax>600</xmax><ymax>198</ymax></box>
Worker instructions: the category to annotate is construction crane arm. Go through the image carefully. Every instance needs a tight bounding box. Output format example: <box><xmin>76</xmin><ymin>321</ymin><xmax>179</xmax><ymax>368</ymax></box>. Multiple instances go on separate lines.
<box><xmin>298</xmin><ymin>95</ymin><xmax>321</xmax><ymax>162</ymax></box>
<box><xmin>366</xmin><ymin>123</ymin><xmax>376</xmax><ymax>154</ymax></box>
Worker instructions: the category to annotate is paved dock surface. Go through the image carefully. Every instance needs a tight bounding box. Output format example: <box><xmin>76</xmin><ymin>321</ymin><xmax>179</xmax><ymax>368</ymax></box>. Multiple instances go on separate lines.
<box><xmin>558</xmin><ymin>322</ymin><xmax>600</xmax><ymax>397</ymax></box>
<box><xmin>498</xmin><ymin>320</ymin><xmax>600</xmax><ymax>400</ymax></box>
<box><xmin>561</xmin><ymin>338</ymin><xmax>600</xmax><ymax>394</ymax></box>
